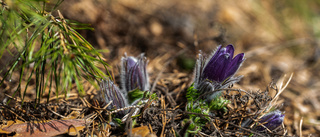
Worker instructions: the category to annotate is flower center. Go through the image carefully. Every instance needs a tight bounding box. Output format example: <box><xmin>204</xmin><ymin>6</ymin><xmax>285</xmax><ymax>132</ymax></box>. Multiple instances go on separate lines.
<box><xmin>224</xmin><ymin>53</ymin><xmax>230</xmax><ymax>59</ymax></box>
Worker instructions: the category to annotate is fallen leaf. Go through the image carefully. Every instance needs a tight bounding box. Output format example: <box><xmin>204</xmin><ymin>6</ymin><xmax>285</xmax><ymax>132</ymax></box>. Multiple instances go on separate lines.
<box><xmin>0</xmin><ymin>119</ymin><xmax>89</xmax><ymax>137</ymax></box>
<box><xmin>124</xmin><ymin>126</ymin><xmax>151</xmax><ymax>137</ymax></box>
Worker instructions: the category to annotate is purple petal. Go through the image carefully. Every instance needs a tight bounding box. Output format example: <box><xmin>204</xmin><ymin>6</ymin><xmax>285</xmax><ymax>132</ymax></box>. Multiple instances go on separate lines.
<box><xmin>259</xmin><ymin>117</ymin><xmax>284</xmax><ymax>130</ymax></box>
<box><xmin>203</xmin><ymin>53</ymin><xmax>230</xmax><ymax>82</ymax></box>
<box><xmin>225</xmin><ymin>45</ymin><xmax>235</xmax><ymax>58</ymax></box>
<box><xmin>135</xmin><ymin>65</ymin><xmax>143</xmax><ymax>90</ymax></box>
<box><xmin>272</xmin><ymin>116</ymin><xmax>284</xmax><ymax>125</ymax></box>
<box><xmin>99</xmin><ymin>80</ymin><xmax>128</xmax><ymax>116</ymax></box>
<box><xmin>225</xmin><ymin>53</ymin><xmax>245</xmax><ymax>79</ymax></box>
<box><xmin>120</xmin><ymin>54</ymin><xmax>149</xmax><ymax>92</ymax></box>
<box><xmin>260</xmin><ymin>110</ymin><xmax>279</xmax><ymax>122</ymax></box>
<box><xmin>257</xmin><ymin>110</ymin><xmax>284</xmax><ymax>131</ymax></box>
<box><xmin>127</xmin><ymin>57</ymin><xmax>137</xmax><ymax>69</ymax></box>
<box><xmin>206</xmin><ymin>45</ymin><xmax>223</xmax><ymax>67</ymax></box>
<box><xmin>197</xmin><ymin>45</ymin><xmax>245</xmax><ymax>90</ymax></box>
<box><xmin>203</xmin><ymin>45</ymin><xmax>234</xmax><ymax>82</ymax></box>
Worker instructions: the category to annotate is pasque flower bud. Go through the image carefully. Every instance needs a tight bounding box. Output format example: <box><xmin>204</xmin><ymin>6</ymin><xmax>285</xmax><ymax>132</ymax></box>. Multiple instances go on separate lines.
<box><xmin>120</xmin><ymin>53</ymin><xmax>149</xmax><ymax>92</ymax></box>
<box><xmin>99</xmin><ymin>79</ymin><xmax>128</xmax><ymax>116</ymax></box>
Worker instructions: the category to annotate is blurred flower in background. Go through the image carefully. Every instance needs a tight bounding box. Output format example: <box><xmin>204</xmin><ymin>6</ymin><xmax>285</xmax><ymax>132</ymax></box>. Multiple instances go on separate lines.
<box><xmin>256</xmin><ymin>110</ymin><xmax>285</xmax><ymax>131</ymax></box>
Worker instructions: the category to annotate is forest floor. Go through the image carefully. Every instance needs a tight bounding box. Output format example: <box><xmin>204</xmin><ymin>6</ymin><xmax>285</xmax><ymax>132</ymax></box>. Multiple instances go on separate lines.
<box><xmin>1</xmin><ymin>0</ymin><xmax>320</xmax><ymax>136</ymax></box>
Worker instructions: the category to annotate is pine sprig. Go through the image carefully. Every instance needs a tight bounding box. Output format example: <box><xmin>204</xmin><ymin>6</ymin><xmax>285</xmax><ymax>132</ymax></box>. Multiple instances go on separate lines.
<box><xmin>0</xmin><ymin>0</ymin><xmax>110</xmax><ymax>104</ymax></box>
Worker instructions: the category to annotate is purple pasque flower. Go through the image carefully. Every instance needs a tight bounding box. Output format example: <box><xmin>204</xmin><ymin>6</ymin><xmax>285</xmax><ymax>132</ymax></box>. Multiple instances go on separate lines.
<box><xmin>256</xmin><ymin>110</ymin><xmax>285</xmax><ymax>131</ymax></box>
<box><xmin>203</xmin><ymin>45</ymin><xmax>245</xmax><ymax>83</ymax></box>
<box><xmin>99</xmin><ymin>79</ymin><xmax>128</xmax><ymax>116</ymax></box>
<box><xmin>120</xmin><ymin>53</ymin><xmax>149</xmax><ymax>92</ymax></box>
<box><xmin>194</xmin><ymin>45</ymin><xmax>245</xmax><ymax>98</ymax></box>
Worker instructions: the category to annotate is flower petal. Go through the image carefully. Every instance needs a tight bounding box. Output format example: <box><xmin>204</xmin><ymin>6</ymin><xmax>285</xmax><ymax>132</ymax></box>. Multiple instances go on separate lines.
<box><xmin>257</xmin><ymin>110</ymin><xmax>285</xmax><ymax>131</ymax></box>
<box><xmin>99</xmin><ymin>79</ymin><xmax>128</xmax><ymax>116</ymax></box>
<box><xmin>127</xmin><ymin>57</ymin><xmax>138</xmax><ymax>69</ymax></box>
<box><xmin>225</xmin><ymin>53</ymin><xmax>245</xmax><ymax>79</ymax></box>
<box><xmin>205</xmin><ymin>46</ymin><xmax>223</xmax><ymax>68</ymax></box>
<box><xmin>203</xmin><ymin>52</ymin><xmax>230</xmax><ymax>82</ymax></box>
<box><xmin>209</xmin><ymin>45</ymin><xmax>223</xmax><ymax>62</ymax></box>
<box><xmin>225</xmin><ymin>44</ymin><xmax>235</xmax><ymax>58</ymax></box>
<box><xmin>121</xmin><ymin>54</ymin><xmax>149</xmax><ymax>93</ymax></box>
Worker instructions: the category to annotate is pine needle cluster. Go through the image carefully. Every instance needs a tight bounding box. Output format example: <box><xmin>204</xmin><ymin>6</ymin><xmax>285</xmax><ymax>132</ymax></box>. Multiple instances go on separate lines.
<box><xmin>0</xmin><ymin>0</ymin><xmax>110</xmax><ymax>104</ymax></box>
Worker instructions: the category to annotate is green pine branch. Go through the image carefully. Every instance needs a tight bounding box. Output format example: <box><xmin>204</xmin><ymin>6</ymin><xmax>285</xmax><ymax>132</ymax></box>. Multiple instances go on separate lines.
<box><xmin>0</xmin><ymin>0</ymin><xmax>111</xmax><ymax>104</ymax></box>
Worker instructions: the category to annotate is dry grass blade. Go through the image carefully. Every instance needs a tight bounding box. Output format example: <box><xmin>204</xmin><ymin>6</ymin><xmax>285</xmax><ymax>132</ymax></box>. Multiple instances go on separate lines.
<box><xmin>160</xmin><ymin>95</ymin><xmax>166</xmax><ymax>137</ymax></box>
<box><xmin>1</xmin><ymin>0</ymin><xmax>319</xmax><ymax>136</ymax></box>
<box><xmin>269</xmin><ymin>73</ymin><xmax>293</xmax><ymax>110</ymax></box>
<box><xmin>299</xmin><ymin>117</ymin><xmax>303</xmax><ymax>137</ymax></box>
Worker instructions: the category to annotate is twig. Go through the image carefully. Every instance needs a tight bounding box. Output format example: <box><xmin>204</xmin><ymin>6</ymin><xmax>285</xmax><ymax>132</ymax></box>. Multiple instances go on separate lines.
<box><xmin>211</xmin><ymin>120</ymin><xmax>223</xmax><ymax>136</ymax></box>
<box><xmin>160</xmin><ymin>95</ymin><xmax>166</xmax><ymax>137</ymax></box>
<box><xmin>124</xmin><ymin>108</ymin><xmax>136</xmax><ymax>137</ymax></box>
<box><xmin>46</xmin><ymin>107</ymin><xmax>66</xmax><ymax>118</ymax></box>
<box><xmin>183</xmin><ymin>111</ymin><xmax>267</xmax><ymax>137</ymax></box>
<box><xmin>269</xmin><ymin>73</ymin><xmax>293</xmax><ymax>109</ymax></box>
<box><xmin>198</xmin><ymin>131</ymin><xmax>215</xmax><ymax>137</ymax></box>
<box><xmin>299</xmin><ymin>117</ymin><xmax>303</xmax><ymax>137</ymax></box>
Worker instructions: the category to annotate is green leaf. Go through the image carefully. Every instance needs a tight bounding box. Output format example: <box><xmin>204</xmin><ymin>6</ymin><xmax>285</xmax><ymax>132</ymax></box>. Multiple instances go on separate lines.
<box><xmin>209</xmin><ymin>96</ymin><xmax>230</xmax><ymax>112</ymax></box>
<box><xmin>186</xmin><ymin>83</ymin><xmax>199</xmax><ymax>102</ymax></box>
<box><xmin>128</xmin><ymin>89</ymin><xmax>145</xmax><ymax>104</ymax></box>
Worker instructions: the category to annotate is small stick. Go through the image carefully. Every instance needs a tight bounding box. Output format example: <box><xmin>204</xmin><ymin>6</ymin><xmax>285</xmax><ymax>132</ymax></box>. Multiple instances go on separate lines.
<box><xmin>299</xmin><ymin>117</ymin><xmax>303</xmax><ymax>137</ymax></box>
<box><xmin>46</xmin><ymin>107</ymin><xmax>66</xmax><ymax>118</ymax></box>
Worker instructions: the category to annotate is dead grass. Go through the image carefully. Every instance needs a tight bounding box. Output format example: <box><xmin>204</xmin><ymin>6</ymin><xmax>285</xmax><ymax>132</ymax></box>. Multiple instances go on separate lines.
<box><xmin>1</xmin><ymin>0</ymin><xmax>320</xmax><ymax>136</ymax></box>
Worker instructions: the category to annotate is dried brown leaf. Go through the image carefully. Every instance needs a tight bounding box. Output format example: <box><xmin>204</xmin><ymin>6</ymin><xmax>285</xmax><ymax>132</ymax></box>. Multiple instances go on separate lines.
<box><xmin>124</xmin><ymin>126</ymin><xmax>151</xmax><ymax>137</ymax></box>
<box><xmin>0</xmin><ymin>119</ymin><xmax>88</xmax><ymax>137</ymax></box>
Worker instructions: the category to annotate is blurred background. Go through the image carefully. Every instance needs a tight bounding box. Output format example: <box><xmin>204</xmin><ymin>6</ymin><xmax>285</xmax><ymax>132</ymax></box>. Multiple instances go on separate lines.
<box><xmin>1</xmin><ymin>0</ymin><xmax>319</xmax><ymax>136</ymax></box>
<box><xmin>56</xmin><ymin>0</ymin><xmax>320</xmax><ymax>136</ymax></box>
